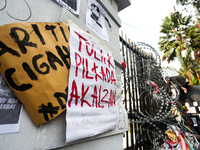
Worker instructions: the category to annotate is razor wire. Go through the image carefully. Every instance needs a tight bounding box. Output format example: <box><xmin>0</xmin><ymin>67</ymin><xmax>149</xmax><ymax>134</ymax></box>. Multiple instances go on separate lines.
<box><xmin>121</xmin><ymin>40</ymin><xmax>183</xmax><ymax>149</ymax></box>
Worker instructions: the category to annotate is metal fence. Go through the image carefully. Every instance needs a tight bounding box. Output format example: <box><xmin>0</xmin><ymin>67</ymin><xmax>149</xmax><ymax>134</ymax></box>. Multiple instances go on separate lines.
<box><xmin>120</xmin><ymin>34</ymin><xmax>173</xmax><ymax>150</ymax></box>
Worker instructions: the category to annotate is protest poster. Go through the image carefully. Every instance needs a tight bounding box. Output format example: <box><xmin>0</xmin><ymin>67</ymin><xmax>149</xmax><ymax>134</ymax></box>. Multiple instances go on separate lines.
<box><xmin>53</xmin><ymin>0</ymin><xmax>80</xmax><ymax>16</ymax></box>
<box><xmin>0</xmin><ymin>73</ymin><xmax>23</xmax><ymax>134</ymax></box>
<box><xmin>66</xmin><ymin>24</ymin><xmax>117</xmax><ymax>143</ymax></box>
<box><xmin>0</xmin><ymin>22</ymin><xmax>70</xmax><ymax>126</ymax></box>
<box><xmin>86</xmin><ymin>0</ymin><xmax>109</xmax><ymax>42</ymax></box>
<box><xmin>187</xmin><ymin>107</ymin><xmax>196</xmax><ymax>113</ymax></box>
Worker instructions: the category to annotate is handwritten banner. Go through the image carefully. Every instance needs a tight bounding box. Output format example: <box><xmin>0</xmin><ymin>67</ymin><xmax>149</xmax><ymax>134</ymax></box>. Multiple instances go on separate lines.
<box><xmin>0</xmin><ymin>22</ymin><xmax>70</xmax><ymax>126</ymax></box>
<box><xmin>66</xmin><ymin>25</ymin><xmax>117</xmax><ymax>143</ymax></box>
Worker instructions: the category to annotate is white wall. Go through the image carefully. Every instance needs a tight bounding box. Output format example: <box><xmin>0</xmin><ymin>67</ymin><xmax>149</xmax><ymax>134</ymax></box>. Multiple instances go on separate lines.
<box><xmin>0</xmin><ymin>0</ymin><xmax>123</xmax><ymax>63</ymax></box>
<box><xmin>0</xmin><ymin>0</ymin><xmax>128</xmax><ymax>149</ymax></box>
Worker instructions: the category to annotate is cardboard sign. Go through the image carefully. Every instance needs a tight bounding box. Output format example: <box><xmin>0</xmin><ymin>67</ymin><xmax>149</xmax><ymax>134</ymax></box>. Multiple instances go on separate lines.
<box><xmin>0</xmin><ymin>22</ymin><xmax>70</xmax><ymax>126</ymax></box>
<box><xmin>66</xmin><ymin>25</ymin><xmax>117</xmax><ymax>143</ymax></box>
<box><xmin>165</xmin><ymin>129</ymin><xmax>177</xmax><ymax>142</ymax></box>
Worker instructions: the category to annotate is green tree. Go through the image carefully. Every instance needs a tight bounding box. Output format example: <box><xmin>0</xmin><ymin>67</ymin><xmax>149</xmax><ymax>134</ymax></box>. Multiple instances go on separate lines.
<box><xmin>186</xmin><ymin>23</ymin><xmax>200</xmax><ymax>54</ymax></box>
<box><xmin>158</xmin><ymin>13</ymin><xmax>192</xmax><ymax>63</ymax></box>
<box><xmin>177</xmin><ymin>47</ymin><xmax>200</xmax><ymax>85</ymax></box>
<box><xmin>185</xmin><ymin>21</ymin><xmax>200</xmax><ymax>85</ymax></box>
<box><xmin>176</xmin><ymin>0</ymin><xmax>200</xmax><ymax>15</ymax></box>
<box><xmin>158</xmin><ymin>13</ymin><xmax>200</xmax><ymax>85</ymax></box>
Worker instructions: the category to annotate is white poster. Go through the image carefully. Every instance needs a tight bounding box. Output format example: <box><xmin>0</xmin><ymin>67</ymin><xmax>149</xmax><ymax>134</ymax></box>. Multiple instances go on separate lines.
<box><xmin>53</xmin><ymin>0</ymin><xmax>80</xmax><ymax>16</ymax></box>
<box><xmin>86</xmin><ymin>0</ymin><xmax>109</xmax><ymax>42</ymax></box>
<box><xmin>187</xmin><ymin>107</ymin><xmax>196</xmax><ymax>113</ymax></box>
<box><xmin>0</xmin><ymin>74</ymin><xmax>23</xmax><ymax>134</ymax></box>
<box><xmin>66</xmin><ymin>25</ymin><xmax>117</xmax><ymax>143</ymax></box>
<box><xmin>191</xmin><ymin>117</ymin><xmax>198</xmax><ymax>126</ymax></box>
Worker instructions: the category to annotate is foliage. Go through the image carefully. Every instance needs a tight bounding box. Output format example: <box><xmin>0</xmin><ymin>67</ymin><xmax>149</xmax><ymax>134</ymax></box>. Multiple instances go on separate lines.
<box><xmin>159</xmin><ymin>11</ymin><xmax>200</xmax><ymax>85</ymax></box>
<box><xmin>176</xmin><ymin>0</ymin><xmax>200</xmax><ymax>15</ymax></box>
<box><xmin>186</xmin><ymin>24</ymin><xmax>200</xmax><ymax>53</ymax></box>
<box><xmin>158</xmin><ymin>13</ymin><xmax>192</xmax><ymax>63</ymax></box>
<box><xmin>178</xmin><ymin>47</ymin><xmax>200</xmax><ymax>85</ymax></box>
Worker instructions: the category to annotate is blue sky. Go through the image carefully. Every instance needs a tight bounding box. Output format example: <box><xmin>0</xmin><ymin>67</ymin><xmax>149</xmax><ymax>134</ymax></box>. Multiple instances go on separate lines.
<box><xmin>118</xmin><ymin>0</ymin><xmax>184</xmax><ymax>71</ymax></box>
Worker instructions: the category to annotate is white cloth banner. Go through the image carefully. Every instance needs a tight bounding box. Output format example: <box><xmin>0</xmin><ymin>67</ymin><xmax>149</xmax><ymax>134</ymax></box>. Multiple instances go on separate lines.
<box><xmin>86</xmin><ymin>0</ymin><xmax>109</xmax><ymax>42</ymax></box>
<box><xmin>66</xmin><ymin>25</ymin><xmax>117</xmax><ymax>143</ymax></box>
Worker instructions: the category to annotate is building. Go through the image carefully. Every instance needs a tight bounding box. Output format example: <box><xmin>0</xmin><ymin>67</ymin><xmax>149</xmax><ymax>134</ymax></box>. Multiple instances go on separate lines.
<box><xmin>0</xmin><ymin>0</ymin><xmax>131</xmax><ymax>149</ymax></box>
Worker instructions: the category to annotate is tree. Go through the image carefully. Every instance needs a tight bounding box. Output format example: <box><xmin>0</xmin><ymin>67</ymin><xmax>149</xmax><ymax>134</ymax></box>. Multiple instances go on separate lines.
<box><xmin>158</xmin><ymin>13</ymin><xmax>192</xmax><ymax>63</ymax></box>
<box><xmin>176</xmin><ymin>0</ymin><xmax>200</xmax><ymax>15</ymax></box>
<box><xmin>158</xmin><ymin>12</ymin><xmax>200</xmax><ymax>85</ymax></box>
<box><xmin>186</xmin><ymin>23</ymin><xmax>200</xmax><ymax>58</ymax></box>
<box><xmin>177</xmin><ymin>47</ymin><xmax>200</xmax><ymax>85</ymax></box>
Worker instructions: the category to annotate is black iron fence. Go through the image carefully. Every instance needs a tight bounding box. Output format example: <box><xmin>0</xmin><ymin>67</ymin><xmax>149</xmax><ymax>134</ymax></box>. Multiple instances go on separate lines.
<box><xmin>119</xmin><ymin>35</ymin><xmax>174</xmax><ymax>150</ymax></box>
